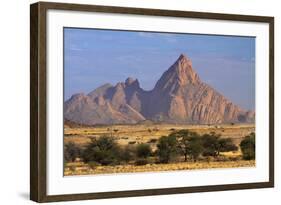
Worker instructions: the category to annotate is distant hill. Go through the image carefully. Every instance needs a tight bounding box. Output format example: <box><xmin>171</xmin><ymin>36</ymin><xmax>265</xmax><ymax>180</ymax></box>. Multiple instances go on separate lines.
<box><xmin>64</xmin><ymin>54</ymin><xmax>255</xmax><ymax>125</ymax></box>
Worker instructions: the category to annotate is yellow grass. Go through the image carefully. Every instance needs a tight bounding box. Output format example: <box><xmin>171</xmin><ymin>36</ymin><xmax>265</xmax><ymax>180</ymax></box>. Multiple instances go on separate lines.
<box><xmin>64</xmin><ymin>123</ymin><xmax>255</xmax><ymax>175</ymax></box>
<box><xmin>64</xmin><ymin>123</ymin><xmax>255</xmax><ymax>152</ymax></box>
<box><xmin>64</xmin><ymin>160</ymin><xmax>255</xmax><ymax>176</ymax></box>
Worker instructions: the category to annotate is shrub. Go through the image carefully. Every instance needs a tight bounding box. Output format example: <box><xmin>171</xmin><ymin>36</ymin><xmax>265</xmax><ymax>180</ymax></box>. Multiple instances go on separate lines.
<box><xmin>148</xmin><ymin>138</ymin><xmax>158</xmax><ymax>143</ymax></box>
<box><xmin>88</xmin><ymin>161</ymin><xmax>100</xmax><ymax>169</ymax></box>
<box><xmin>240</xmin><ymin>133</ymin><xmax>255</xmax><ymax>160</ymax></box>
<box><xmin>218</xmin><ymin>138</ymin><xmax>238</xmax><ymax>152</ymax></box>
<box><xmin>156</xmin><ymin>135</ymin><xmax>178</xmax><ymax>163</ymax></box>
<box><xmin>82</xmin><ymin>135</ymin><xmax>121</xmax><ymax>165</ymax></box>
<box><xmin>187</xmin><ymin>137</ymin><xmax>204</xmax><ymax>162</ymax></box>
<box><xmin>201</xmin><ymin>133</ymin><xmax>221</xmax><ymax>157</ymax></box>
<box><xmin>119</xmin><ymin>145</ymin><xmax>135</xmax><ymax>163</ymax></box>
<box><xmin>170</xmin><ymin>129</ymin><xmax>202</xmax><ymax>162</ymax></box>
<box><xmin>201</xmin><ymin>133</ymin><xmax>237</xmax><ymax>157</ymax></box>
<box><xmin>136</xmin><ymin>143</ymin><xmax>151</xmax><ymax>159</ymax></box>
<box><xmin>135</xmin><ymin>159</ymin><xmax>149</xmax><ymax>166</ymax></box>
<box><xmin>64</xmin><ymin>142</ymin><xmax>82</xmax><ymax>162</ymax></box>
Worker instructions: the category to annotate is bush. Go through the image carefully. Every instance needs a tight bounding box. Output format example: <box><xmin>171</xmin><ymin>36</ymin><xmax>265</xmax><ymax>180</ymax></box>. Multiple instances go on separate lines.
<box><xmin>201</xmin><ymin>132</ymin><xmax>237</xmax><ymax>157</ymax></box>
<box><xmin>148</xmin><ymin>138</ymin><xmax>158</xmax><ymax>143</ymax></box>
<box><xmin>201</xmin><ymin>133</ymin><xmax>221</xmax><ymax>157</ymax></box>
<box><xmin>119</xmin><ymin>145</ymin><xmax>135</xmax><ymax>163</ymax></box>
<box><xmin>135</xmin><ymin>159</ymin><xmax>149</xmax><ymax>166</ymax></box>
<box><xmin>187</xmin><ymin>137</ymin><xmax>204</xmax><ymax>162</ymax></box>
<box><xmin>82</xmin><ymin>136</ymin><xmax>121</xmax><ymax>165</ymax></box>
<box><xmin>218</xmin><ymin>138</ymin><xmax>238</xmax><ymax>152</ymax></box>
<box><xmin>136</xmin><ymin>143</ymin><xmax>151</xmax><ymax>159</ymax></box>
<box><xmin>156</xmin><ymin>135</ymin><xmax>178</xmax><ymax>163</ymax></box>
<box><xmin>64</xmin><ymin>142</ymin><xmax>82</xmax><ymax>162</ymax></box>
<box><xmin>88</xmin><ymin>161</ymin><xmax>100</xmax><ymax>169</ymax></box>
<box><xmin>170</xmin><ymin>129</ymin><xmax>202</xmax><ymax>162</ymax></box>
<box><xmin>240</xmin><ymin>133</ymin><xmax>255</xmax><ymax>160</ymax></box>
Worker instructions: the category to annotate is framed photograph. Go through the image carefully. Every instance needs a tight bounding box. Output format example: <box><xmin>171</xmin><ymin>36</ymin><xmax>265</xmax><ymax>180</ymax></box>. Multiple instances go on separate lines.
<box><xmin>30</xmin><ymin>1</ymin><xmax>274</xmax><ymax>202</ymax></box>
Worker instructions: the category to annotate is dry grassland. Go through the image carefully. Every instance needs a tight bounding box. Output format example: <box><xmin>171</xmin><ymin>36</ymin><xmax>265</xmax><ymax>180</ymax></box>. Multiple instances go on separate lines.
<box><xmin>64</xmin><ymin>123</ymin><xmax>255</xmax><ymax>175</ymax></box>
<box><xmin>64</xmin><ymin>160</ymin><xmax>255</xmax><ymax>176</ymax></box>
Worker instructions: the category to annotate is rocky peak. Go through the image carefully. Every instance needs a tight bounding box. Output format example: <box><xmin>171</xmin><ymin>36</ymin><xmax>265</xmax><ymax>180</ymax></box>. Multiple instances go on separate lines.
<box><xmin>69</xmin><ymin>93</ymin><xmax>86</xmax><ymax>101</ymax></box>
<box><xmin>177</xmin><ymin>53</ymin><xmax>193</xmax><ymax>67</ymax></box>
<box><xmin>115</xmin><ymin>82</ymin><xmax>125</xmax><ymax>89</ymax></box>
<box><xmin>154</xmin><ymin>54</ymin><xmax>200</xmax><ymax>93</ymax></box>
<box><xmin>64</xmin><ymin>54</ymin><xmax>254</xmax><ymax>125</ymax></box>
<box><xmin>171</xmin><ymin>54</ymin><xmax>200</xmax><ymax>85</ymax></box>
<box><xmin>125</xmin><ymin>77</ymin><xmax>140</xmax><ymax>88</ymax></box>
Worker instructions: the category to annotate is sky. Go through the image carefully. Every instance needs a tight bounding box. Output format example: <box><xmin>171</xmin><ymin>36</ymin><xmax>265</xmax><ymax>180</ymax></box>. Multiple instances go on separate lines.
<box><xmin>64</xmin><ymin>28</ymin><xmax>255</xmax><ymax>110</ymax></box>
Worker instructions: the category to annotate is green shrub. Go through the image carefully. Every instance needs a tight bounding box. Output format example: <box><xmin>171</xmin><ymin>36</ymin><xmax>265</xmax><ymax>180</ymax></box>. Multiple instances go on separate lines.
<box><xmin>64</xmin><ymin>142</ymin><xmax>82</xmax><ymax>162</ymax></box>
<box><xmin>201</xmin><ymin>133</ymin><xmax>221</xmax><ymax>157</ymax></box>
<box><xmin>201</xmin><ymin>132</ymin><xmax>237</xmax><ymax>157</ymax></box>
<box><xmin>82</xmin><ymin>136</ymin><xmax>121</xmax><ymax>165</ymax></box>
<box><xmin>240</xmin><ymin>133</ymin><xmax>255</xmax><ymax>160</ymax></box>
<box><xmin>218</xmin><ymin>138</ymin><xmax>238</xmax><ymax>152</ymax></box>
<box><xmin>170</xmin><ymin>129</ymin><xmax>202</xmax><ymax>162</ymax></box>
<box><xmin>136</xmin><ymin>143</ymin><xmax>151</xmax><ymax>159</ymax></box>
<box><xmin>156</xmin><ymin>135</ymin><xmax>178</xmax><ymax>163</ymax></box>
<box><xmin>119</xmin><ymin>145</ymin><xmax>136</xmax><ymax>163</ymax></box>
<box><xmin>187</xmin><ymin>137</ymin><xmax>204</xmax><ymax>162</ymax></box>
<box><xmin>135</xmin><ymin>159</ymin><xmax>149</xmax><ymax>166</ymax></box>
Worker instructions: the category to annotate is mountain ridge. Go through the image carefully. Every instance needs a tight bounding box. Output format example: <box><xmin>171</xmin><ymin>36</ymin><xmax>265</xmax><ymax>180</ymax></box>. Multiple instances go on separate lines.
<box><xmin>64</xmin><ymin>54</ymin><xmax>255</xmax><ymax>125</ymax></box>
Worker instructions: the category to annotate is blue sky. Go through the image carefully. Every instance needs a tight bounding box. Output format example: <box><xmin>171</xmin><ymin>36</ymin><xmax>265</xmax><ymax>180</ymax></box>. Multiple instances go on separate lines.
<box><xmin>64</xmin><ymin>28</ymin><xmax>255</xmax><ymax>110</ymax></box>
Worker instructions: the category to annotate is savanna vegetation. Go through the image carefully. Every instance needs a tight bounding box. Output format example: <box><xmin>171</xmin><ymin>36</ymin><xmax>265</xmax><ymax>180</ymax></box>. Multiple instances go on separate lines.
<box><xmin>64</xmin><ymin>128</ymin><xmax>255</xmax><ymax>175</ymax></box>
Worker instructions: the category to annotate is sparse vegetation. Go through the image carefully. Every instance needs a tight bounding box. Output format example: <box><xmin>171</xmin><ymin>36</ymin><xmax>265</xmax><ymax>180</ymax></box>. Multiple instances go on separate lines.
<box><xmin>119</xmin><ymin>145</ymin><xmax>135</xmax><ymax>163</ymax></box>
<box><xmin>201</xmin><ymin>132</ymin><xmax>238</xmax><ymax>157</ymax></box>
<box><xmin>64</xmin><ymin>142</ymin><xmax>82</xmax><ymax>162</ymax></box>
<box><xmin>157</xmin><ymin>135</ymin><xmax>178</xmax><ymax>163</ymax></box>
<box><xmin>128</xmin><ymin>141</ymin><xmax>136</xmax><ymax>145</ymax></box>
<box><xmin>136</xmin><ymin>143</ymin><xmax>151</xmax><ymax>159</ymax></box>
<box><xmin>148</xmin><ymin>138</ymin><xmax>158</xmax><ymax>143</ymax></box>
<box><xmin>240</xmin><ymin>132</ymin><xmax>255</xmax><ymax>160</ymax></box>
<box><xmin>82</xmin><ymin>136</ymin><xmax>120</xmax><ymax>165</ymax></box>
<box><xmin>170</xmin><ymin>130</ymin><xmax>200</xmax><ymax>161</ymax></box>
<box><xmin>135</xmin><ymin>159</ymin><xmax>149</xmax><ymax>166</ymax></box>
<box><xmin>64</xmin><ymin>124</ymin><xmax>255</xmax><ymax>175</ymax></box>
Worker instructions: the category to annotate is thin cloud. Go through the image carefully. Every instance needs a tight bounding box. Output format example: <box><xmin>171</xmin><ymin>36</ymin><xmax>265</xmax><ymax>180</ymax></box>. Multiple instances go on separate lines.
<box><xmin>137</xmin><ymin>32</ymin><xmax>178</xmax><ymax>43</ymax></box>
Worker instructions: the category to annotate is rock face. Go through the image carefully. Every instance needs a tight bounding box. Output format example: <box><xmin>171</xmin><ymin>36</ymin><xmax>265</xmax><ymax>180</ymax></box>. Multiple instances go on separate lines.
<box><xmin>64</xmin><ymin>54</ymin><xmax>255</xmax><ymax>125</ymax></box>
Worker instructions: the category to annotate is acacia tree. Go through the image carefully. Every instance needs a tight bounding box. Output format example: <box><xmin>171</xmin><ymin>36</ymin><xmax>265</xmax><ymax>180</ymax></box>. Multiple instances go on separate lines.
<box><xmin>187</xmin><ymin>136</ymin><xmax>204</xmax><ymax>162</ymax></box>
<box><xmin>202</xmin><ymin>132</ymin><xmax>238</xmax><ymax>157</ymax></box>
<box><xmin>170</xmin><ymin>130</ymin><xmax>201</xmax><ymax>162</ymax></box>
<box><xmin>82</xmin><ymin>135</ymin><xmax>121</xmax><ymax>165</ymax></box>
<box><xmin>202</xmin><ymin>132</ymin><xmax>221</xmax><ymax>157</ymax></box>
<box><xmin>156</xmin><ymin>135</ymin><xmax>178</xmax><ymax>163</ymax></box>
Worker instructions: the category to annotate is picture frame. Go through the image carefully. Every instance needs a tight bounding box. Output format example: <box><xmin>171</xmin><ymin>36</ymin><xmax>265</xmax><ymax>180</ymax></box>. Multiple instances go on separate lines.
<box><xmin>30</xmin><ymin>1</ymin><xmax>274</xmax><ymax>202</ymax></box>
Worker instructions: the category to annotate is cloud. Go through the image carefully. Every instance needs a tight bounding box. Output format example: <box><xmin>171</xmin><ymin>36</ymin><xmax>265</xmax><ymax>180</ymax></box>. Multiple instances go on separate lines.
<box><xmin>138</xmin><ymin>32</ymin><xmax>157</xmax><ymax>38</ymax></box>
<box><xmin>67</xmin><ymin>43</ymin><xmax>84</xmax><ymax>51</ymax></box>
<box><xmin>137</xmin><ymin>32</ymin><xmax>178</xmax><ymax>43</ymax></box>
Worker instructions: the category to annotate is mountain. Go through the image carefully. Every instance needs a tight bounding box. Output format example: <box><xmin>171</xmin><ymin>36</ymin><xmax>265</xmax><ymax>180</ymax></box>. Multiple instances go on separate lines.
<box><xmin>64</xmin><ymin>54</ymin><xmax>255</xmax><ymax>125</ymax></box>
